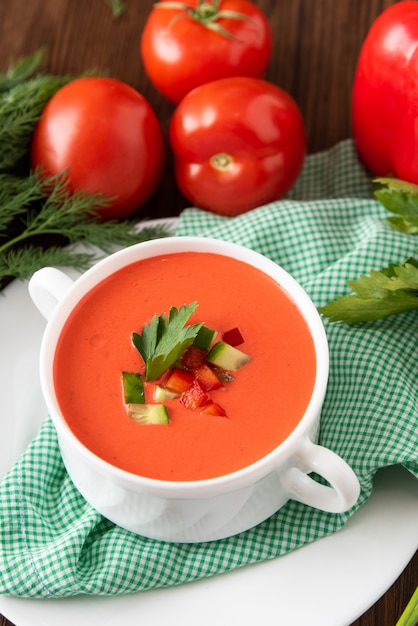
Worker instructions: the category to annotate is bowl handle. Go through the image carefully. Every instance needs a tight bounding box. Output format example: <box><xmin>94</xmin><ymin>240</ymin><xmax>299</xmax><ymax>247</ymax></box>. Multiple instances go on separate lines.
<box><xmin>28</xmin><ymin>267</ymin><xmax>74</xmax><ymax>320</ymax></box>
<box><xmin>284</xmin><ymin>440</ymin><xmax>360</xmax><ymax>513</ymax></box>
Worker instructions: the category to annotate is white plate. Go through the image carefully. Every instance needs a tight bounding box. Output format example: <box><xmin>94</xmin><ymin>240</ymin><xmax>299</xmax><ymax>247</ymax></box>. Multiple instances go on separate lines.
<box><xmin>0</xmin><ymin>221</ymin><xmax>417</xmax><ymax>626</ymax></box>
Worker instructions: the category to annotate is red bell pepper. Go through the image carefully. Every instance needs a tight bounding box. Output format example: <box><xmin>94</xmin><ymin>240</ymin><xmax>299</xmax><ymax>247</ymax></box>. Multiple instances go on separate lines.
<box><xmin>180</xmin><ymin>345</ymin><xmax>206</xmax><ymax>369</ymax></box>
<box><xmin>165</xmin><ymin>369</ymin><xmax>194</xmax><ymax>394</ymax></box>
<box><xmin>352</xmin><ymin>2</ymin><xmax>418</xmax><ymax>183</ymax></box>
<box><xmin>180</xmin><ymin>379</ymin><xmax>209</xmax><ymax>410</ymax></box>
<box><xmin>194</xmin><ymin>364</ymin><xmax>223</xmax><ymax>391</ymax></box>
<box><xmin>200</xmin><ymin>401</ymin><xmax>227</xmax><ymax>417</ymax></box>
<box><xmin>222</xmin><ymin>327</ymin><xmax>244</xmax><ymax>347</ymax></box>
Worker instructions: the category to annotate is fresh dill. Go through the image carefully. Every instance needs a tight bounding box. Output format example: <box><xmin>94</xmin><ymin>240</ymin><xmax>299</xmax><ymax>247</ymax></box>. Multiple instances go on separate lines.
<box><xmin>0</xmin><ymin>170</ymin><xmax>170</xmax><ymax>289</ymax></box>
<box><xmin>0</xmin><ymin>51</ymin><xmax>170</xmax><ymax>292</ymax></box>
<box><xmin>0</xmin><ymin>51</ymin><xmax>72</xmax><ymax>173</ymax></box>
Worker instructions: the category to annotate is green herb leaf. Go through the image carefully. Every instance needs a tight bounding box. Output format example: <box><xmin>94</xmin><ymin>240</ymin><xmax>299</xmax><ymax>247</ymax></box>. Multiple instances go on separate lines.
<box><xmin>132</xmin><ymin>303</ymin><xmax>203</xmax><ymax>381</ymax></box>
<box><xmin>0</xmin><ymin>169</ymin><xmax>171</xmax><ymax>289</ymax></box>
<box><xmin>318</xmin><ymin>258</ymin><xmax>418</xmax><ymax>323</ymax></box>
<box><xmin>0</xmin><ymin>245</ymin><xmax>95</xmax><ymax>283</ymax></box>
<box><xmin>373</xmin><ymin>177</ymin><xmax>418</xmax><ymax>234</ymax></box>
<box><xmin>103</xmin><ymin>0</ymin><xmax>126</xmax><ymax>17</ymax></box>
<box><xmin>319</xmin><ymin>178</ymin><xmax>418</xmax><ymax>323</ymax></box>
<box><xmin>0</xmin><ymin>49</ymin><xmax>45</xmax><ymax>93</ymax></box>
<box><xmin>0</xmin><ymin>51</ymin><xmax>170</xmax><ymax>292</ymax></box>
<box><xmin>395</xmin><ymin>586</ymin><xmax>418</xmax><ymax>626</ymax></box>
<box><xmin>0</xmin><ymin>75</ymin><xmax>72</xmax><ymax>173</ymax></box>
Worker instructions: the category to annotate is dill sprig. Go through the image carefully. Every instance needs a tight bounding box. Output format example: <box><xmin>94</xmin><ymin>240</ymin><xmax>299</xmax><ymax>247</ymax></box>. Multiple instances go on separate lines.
<box><xmin>0</xmin><ymin>245</ymin><xmax>95</xmax><ymax>281</ymax></box>
<box><xmin>0</xmin><ymin>51</ymin><xmax>171</xmax><ymax>292</ymax></box>
<box><xmin>0</xmin><ymin>74</ymin><xmax>71</xmax><ymax>172</ymax></box>
<box><xmin>0</xmin><ymin>50</ymin><xmax>72</xmax><ymax>173</ymax></box>
<box><xmin>0</xmin><ymin>170</ymin><xmax>170</xmax><ymax>289</ymax></box>
<box><xmin>0</xmin><ymin>49</ymin><xmax>45</xmax><ymax>93</ymax></box>
<box><xmin>0</xmin><ymin>48</ymin><xmax>99</xmax><ymax>174</ymax></box>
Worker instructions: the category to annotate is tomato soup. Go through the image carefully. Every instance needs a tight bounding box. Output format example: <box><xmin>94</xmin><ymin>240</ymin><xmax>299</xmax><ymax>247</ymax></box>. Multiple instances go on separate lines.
<box><xmin>53</xmin><ymin>251</ymin><xmax>316</xmax><ymax>481</ymax></box>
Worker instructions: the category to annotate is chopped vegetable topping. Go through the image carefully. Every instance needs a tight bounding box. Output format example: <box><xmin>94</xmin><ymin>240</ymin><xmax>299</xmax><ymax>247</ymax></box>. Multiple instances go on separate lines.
<box><xmin>210</xmin><ymin>365</ymin><xmax>236</xmax><ymax>383</ymax></box>
<box><xmin>127</xmin><ymin>403</ymin><xmax>169</xmax><ymax>425</ymax></box>
<box><xmin>194</xmin><ymin>363</ymin><xmax>223</xmax><ymax>391</ymax></box>
<box><xmin>222</xmin><ymin>326</ymin><xmax>244</xmax><ymax>346</ymax></box>
<box><xmin>180</xmin><ymin>345</ymin><xmax>207</xmax><ymax>369</ymax></box>
<box><xmin>122</xmin><ymin>371</ymin><xmax>145</xmax><ymax>404</ymax></box>
<box><xmin>193</xmin><ymin>325</ymin><xmax>216</xmax><ymax>351</ymax></box>
<box><xmin>206</xmin><ymin>341</ymin><xmax>251</xmax><ymax>371</ymax></box>
<box><xmin>132</xmin><ymin>302</ymin><xmax>203</xmax><ymax>381</ymax></box>
<box><xmin>153</xmin><ymin>385</ymin><xmax>180</xmax><ymax>402</ymax></box>
<box><xmin>180</xmin><ymin>379</ymin><xmax>209</xmax><ymax>410</ymax></box>
<box><xmin>123</xmin><ymin>303</ymin><xmax>251</xmax><ymax>424</ymax></box>
<box><xmin>165</xmin><ymin>368</ymin><xmax>194</xmax><ymax>394</ymax></box>
<box><xmin>200</xmin><ymin>401</ymin><xmax>227</xmax><ymax>417</ymax></box>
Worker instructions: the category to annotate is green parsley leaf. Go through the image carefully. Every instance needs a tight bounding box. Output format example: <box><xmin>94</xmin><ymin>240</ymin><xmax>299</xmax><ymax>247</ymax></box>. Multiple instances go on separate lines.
<box><xmin>318</xmin><ymin>258</ymin><xmax>418</xmax><ymax>323</ymax></box>
<box><xmin>132</xmin><ymin>303</ymin><xmax>203</xmax><ymax>381</ymax></box>
<box><xmin>319</xmin><ymin>178</ymin><xmax>418</xmax><ymax>324</ymax></box>
<box><xmin>374</xmin><ymin>177</ymin><xmax>418</xmax><ymax>233</ymax></box>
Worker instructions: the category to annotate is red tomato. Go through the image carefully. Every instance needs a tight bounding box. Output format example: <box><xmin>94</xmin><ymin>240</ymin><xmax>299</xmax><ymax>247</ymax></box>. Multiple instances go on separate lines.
<box><xmin>140</xmin><ymin>0</ymin><xmax>272</xmax><ymax>104</ymax></box>
<box><xmin>352</xmin><ymin>2</ymin><xmax>418</xmax><ymax>183</ymax></box>
<box><xmin>169</xmin><ymin>77</ymin><xmax>306</xmax><ymax>216</ymax></box>
<box><xmin>31</xmin><ymin>77</ymin><xmax>165</xmax><ymax>220</ymax></box>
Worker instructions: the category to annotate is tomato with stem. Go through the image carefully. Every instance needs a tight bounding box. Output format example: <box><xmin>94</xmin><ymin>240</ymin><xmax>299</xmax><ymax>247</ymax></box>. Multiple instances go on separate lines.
<box><xmin>140</xmin><ymin>0</ymin><xmax>272</xmax><ymax>104</ymax></box>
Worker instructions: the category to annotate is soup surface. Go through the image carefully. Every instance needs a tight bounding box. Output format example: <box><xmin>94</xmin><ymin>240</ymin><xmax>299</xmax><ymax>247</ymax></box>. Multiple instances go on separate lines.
<box><xmin>54</xmin><ymin>251</ymin><xmax>316</xmax><ymax>481</ymax></box>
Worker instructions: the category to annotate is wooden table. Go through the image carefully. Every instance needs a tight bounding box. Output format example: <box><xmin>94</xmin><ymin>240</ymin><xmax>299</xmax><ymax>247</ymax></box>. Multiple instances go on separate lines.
<box><xmin>0</xmin><ymin>1</ymin><xmax>416</xmax><ymax>624</ymax></box>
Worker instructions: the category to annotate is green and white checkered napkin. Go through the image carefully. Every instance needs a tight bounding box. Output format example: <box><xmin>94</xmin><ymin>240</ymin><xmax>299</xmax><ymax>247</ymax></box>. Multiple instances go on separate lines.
<box><xmin>1</xmin><ymin>139</ymin><xmax>417</xmax><ymax>598</ymax></box>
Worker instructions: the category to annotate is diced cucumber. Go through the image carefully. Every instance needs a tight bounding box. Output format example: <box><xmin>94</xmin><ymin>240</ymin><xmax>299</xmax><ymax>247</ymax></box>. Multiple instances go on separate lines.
<box><xmin>122</xmin><ymin>371</ymin><xmax>145</xmax><ymax>404</ymax></box>
<box><xmin>193</xmin><ymin>325</ymin><xmax>216</xmax><ymax>351</ymax></box>
<box><xmin>206</xmin><ymin>341</ymin><xmax>251</xmax><ymax>371</ymax></box>
<box><xmin>153</xmin><ymin>385</ymin><xmax>180</xmax><ymax>402</ymax></box>
<box><xmin>127</xmin><ymin>403</ymin><xmax>169</xmax><ymax>425</ymax></box>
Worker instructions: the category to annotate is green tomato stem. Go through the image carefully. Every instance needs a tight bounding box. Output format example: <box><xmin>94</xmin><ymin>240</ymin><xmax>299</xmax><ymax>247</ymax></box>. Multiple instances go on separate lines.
<box><xmin>198</xmin><ymin>0</ymin><xmax>221</xmax><ymax>15</ymax></box>
<box><xmin>154</xmin><ymin>0</ymin><xmax>255</xmax><ymax>39</ymax></box>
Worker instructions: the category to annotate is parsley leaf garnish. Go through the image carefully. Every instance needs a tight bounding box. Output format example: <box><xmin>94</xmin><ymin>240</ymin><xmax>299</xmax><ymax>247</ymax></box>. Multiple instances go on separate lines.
<box><xmin>132</xmin><ymin>302</ymin><xmax>203</xmax><ymax>381</ymax></box>
<box><xmin>374</xmin><ymin>177</ymin><xmax>418</xmax><ymax>234</ymax></box>
<box><xmin>319</xmin><ymin>177</ymin><xmax>418</xmax><ymax>323</ymax></box>
<box><xmin>318</xmin><ymin>258</ymin><xmax>418</xmax><ymax>322</ymax></box>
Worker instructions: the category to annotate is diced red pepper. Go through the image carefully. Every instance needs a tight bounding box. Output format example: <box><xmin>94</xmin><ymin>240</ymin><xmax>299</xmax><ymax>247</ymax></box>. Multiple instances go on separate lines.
<box><xmin>180</xmin><ymin>379</ymin><xmax>209</xmax><ymax>410</ymax></box>
<box><xmin>222</xmin><ymin>327</ymin><xmax>244</xmax><ymax>347</ymax></box>
<box><xmin>165</xmin><ymin>368</ymin><xmax>194</xmax><ymax>394</ymax></box>
<box><xmin>194</xmin><ymin>364</ymin><xmax>223</xmax><ymax>391</ymax></box>
<box><xmin>153</xmin><ymin>368</ymin><xmax>173</xmax><ymax>387</ymax></box>
<box><xmin>180</xmin><ymin>345</ymin><xmax>206</xmax><ymax>369</ymax></box>
<box><xmin>200</xmin><ymin>401</ymin><xmax>227</xmax><ymax>417</ymax></box>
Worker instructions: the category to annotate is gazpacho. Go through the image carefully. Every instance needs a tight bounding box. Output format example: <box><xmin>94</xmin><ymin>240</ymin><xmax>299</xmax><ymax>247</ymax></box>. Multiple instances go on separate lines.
<box><xmin>53</xmin><ymin>251</ymin><xmax>316</xmax><ymax>481</ymax></box>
